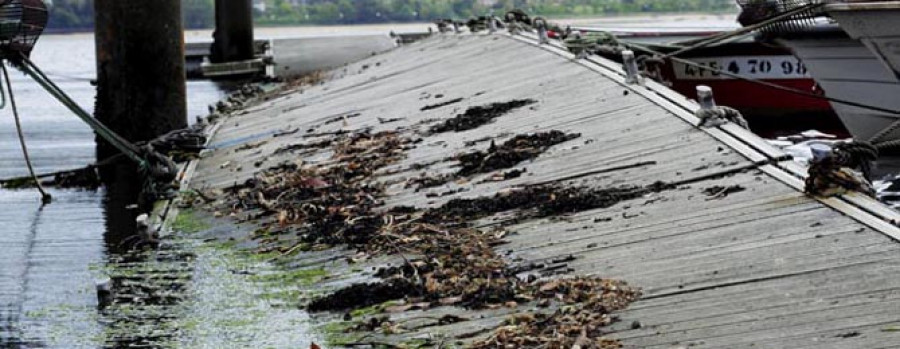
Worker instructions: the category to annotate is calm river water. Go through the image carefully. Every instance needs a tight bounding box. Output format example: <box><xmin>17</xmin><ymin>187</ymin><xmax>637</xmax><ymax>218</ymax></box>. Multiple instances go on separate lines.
<box><xmin>0</xmin><ymin>34</ymin><xmax>226</xmax><ymax>348</ymax></box>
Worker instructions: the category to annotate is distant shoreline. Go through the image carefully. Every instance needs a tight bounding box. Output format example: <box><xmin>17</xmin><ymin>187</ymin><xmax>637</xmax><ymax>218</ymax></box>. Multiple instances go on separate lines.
<box><xmin>45</xmin><ymin>11</ymin><xmax>739</xmax><ymax>39</ymax></box>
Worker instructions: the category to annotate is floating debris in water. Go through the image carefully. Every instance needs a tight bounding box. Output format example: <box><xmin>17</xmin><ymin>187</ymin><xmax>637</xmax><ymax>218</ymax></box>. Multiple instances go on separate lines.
<box><xmin>429</xmin><ymin>99</ymin><xmax>537</xmax><ymax>133</ymax></box>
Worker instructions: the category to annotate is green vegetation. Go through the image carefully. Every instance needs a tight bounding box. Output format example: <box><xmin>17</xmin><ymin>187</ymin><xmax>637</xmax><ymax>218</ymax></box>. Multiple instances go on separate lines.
<box><xmin>172</xmin><ymin>209</ymin><xmax>210</xmax><ymax>234</ymax></box>
<box><xmin>318</xmin><ymin>320</ymin><xmax>368</xmax><ymax>347</ymax></box>
<box><xmin>349</xmin><ymin>300</ymin><xmax>403</xmax><ymax>318</ymax></box>
<box><xmin>256</xmin><ymin>0</ymin><xmax>736</xmax><ymax>26</ymax></box>
<box><xmin>46</xmin><ymin>0</ymin><xmax>736</xmax><ymax>30</ymax></box>
<box><xmin>0</xmin><ymin>176</ymin><xmax>35</xmax><ymax>189</ymax></box>
<box><xmin>250</xmin><ymin>267</ymin><xmax>329</xmax><ymax>285</ymax></box>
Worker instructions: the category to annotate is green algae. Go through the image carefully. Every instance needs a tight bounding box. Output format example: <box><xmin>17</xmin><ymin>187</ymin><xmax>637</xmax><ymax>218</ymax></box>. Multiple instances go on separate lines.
<box><xmin>172</xmin><ymin>209</ymin><xmax>210</xmax><ymax>234</ymax></box>
<box><xmin>0</xmin><ymin>176</ymin><xmax>35</xmax><ymax>189</ymax></box>
<box><xmin>398</xmin><ymin>339</ymin><xmax>433</xmax><ymax>349</ymax></box>
<box><xmin>349</xmin><ymin>300</ymin><xmax>404</xmax><ymax>318</ymax></box>
<box><xmin>251</xmin><ymin>268</ymin><xmax>329</xmax><ymax>286</ymax></box>
<box><xmin>319</xmin><ymin>320</ymin><xmax>367</xmax><ymax>346</ymax></box>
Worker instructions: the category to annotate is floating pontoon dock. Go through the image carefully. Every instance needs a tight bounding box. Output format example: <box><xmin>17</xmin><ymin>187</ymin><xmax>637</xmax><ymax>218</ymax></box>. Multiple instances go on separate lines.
<box><xmin>179</xmin><ymin>31</ymin><xmax>900</xmax><ymax>348</ymax></box>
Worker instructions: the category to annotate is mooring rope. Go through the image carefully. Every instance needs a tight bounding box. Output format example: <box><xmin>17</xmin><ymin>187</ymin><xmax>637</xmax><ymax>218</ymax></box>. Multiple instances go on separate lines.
<box><xmin>0</xmin><ymin>52</ymin><xmax>199</xmax><ymax>205</ymax></box>
<box><xmin>2</xmin><ymin>62</ymin><xmax>51</xmax><ymax>203</ymax></box>
<box><xmin>592</xmin><ymin>37</ymin><xmax>887</xmax><ymax>194</ymax></box>
<box><xmin>17</xmin><ymin>55</ymin><xmax>147</xmax><ymax>166</ymax></box>
<box><xmin>866</xmin><ymin>118</ymin><xmax>900</xmax><ymax>145</ymax></box>
<box><xmin>805</xmin><ymin>141</ymin><xmax>879</xmax><ymax>196</ymax></box>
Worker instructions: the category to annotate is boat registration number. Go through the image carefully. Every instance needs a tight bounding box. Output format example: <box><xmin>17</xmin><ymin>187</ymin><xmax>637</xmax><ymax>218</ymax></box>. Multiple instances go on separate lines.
<box><xmin>673</xmin><ymin>56</ymin><xmax>810</xmax><ymax>80</ymax></box>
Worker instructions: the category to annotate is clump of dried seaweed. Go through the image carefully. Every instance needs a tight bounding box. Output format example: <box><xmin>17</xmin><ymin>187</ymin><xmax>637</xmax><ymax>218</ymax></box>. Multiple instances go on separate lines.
<box><xmin>226</xmin><ymin>131</ymin><xmax>414</xmax><ymax>246</ymax></box>
<box><xmin>406</xmin><ymin>130</ymin><xmax>579</xmax><ymax>190</ymax></box>
<box><xmin>423</xmin><ymin>185</ymin><xmax>645</xmax><ymax>224</ymax></box>
<box><xmin>472</xmin><ymin>278</ymin><xmax>641</xmax><ymax>349</ymax></box>
<box><xmin>307</xmin><ymin>278</ymin><xmax>424</xmax><ymax>312</ymax></box>
<box><xmin>456</xmin><ymin>131</ymin><xmax>580</xmax><ymax>176</ymax></box>
<box><xmin>429</xmin><ymin>99</ymin><xmax>537</xmax><ymax>134</ymax></box>
<box><xmin>218</xmin><ymin>126</ymin><xmax>647</xmax><ymax>347</ymax></box>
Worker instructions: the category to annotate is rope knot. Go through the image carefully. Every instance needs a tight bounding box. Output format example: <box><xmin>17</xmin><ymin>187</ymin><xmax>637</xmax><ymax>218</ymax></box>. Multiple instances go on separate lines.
<box><xmin>805</xmin><ymin>141</ymin><xmax>877</xmax><ymax>198</ymax></box>
<box><xmin>138</xmin><ymin>145</ymin><xmax>179</xmax><ymax>203</ymax></box>
<box><xmin>695</xmin><ymin>106</ymin><xmax>749</xmax><ymax>129</ymax></box>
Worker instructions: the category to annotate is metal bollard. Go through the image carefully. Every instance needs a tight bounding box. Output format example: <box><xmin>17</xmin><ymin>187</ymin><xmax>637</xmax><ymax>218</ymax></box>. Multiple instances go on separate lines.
<box><xmin>576</xmin><ymin>49</ymin><xmax>588</xmax><ymax>60</ymax></box>
<box><xmin>453</xmin><ymin>22</ymin><xmax>460</xmax><ymax>34</ymax></box>
<box><xmin>536</xmin><ymin>19</ymin><xmax>549</xmax><ymax>44</ymax></box>
<box><xmin>696</xmin><ymin>85</ymin><xmax>717</xmax><ymax>110</ymax></box>
<box><xmin>488</xmin><ymin>16</ymin><xmax>497</xmax><ymax>33</ymax></box>
<box><xmin>622</xmin><ymin>50</ymin><xmax>641</xmax><ymax>85</ymax></box>
<box><xmin>810</xmin><ymin>143</ymin><xmax>833</xmax><ymax>163</ymax></box>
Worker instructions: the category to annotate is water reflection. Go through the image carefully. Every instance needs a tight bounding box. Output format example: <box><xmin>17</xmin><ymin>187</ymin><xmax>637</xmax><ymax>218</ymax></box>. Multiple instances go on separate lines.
<box><xmin>100</xmin><ymin>163</ymin><xmax>142</xmax><ymax>255</ymax></box>
<box><xmin>0</xmin><ymin>33</ymin><xmax>228</xmax><ymax>347</ymax></box>
<box><xmin>0</xmin><ymin>204</ymin><xmax>47</xmax><ymax>349</ymax></box>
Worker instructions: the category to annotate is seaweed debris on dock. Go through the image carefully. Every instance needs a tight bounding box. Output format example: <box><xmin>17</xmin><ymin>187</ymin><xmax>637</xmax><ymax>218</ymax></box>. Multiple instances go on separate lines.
<box><xmin>172</xmin><ymin>33</ymin><xmax>900</xmax><ymax>348</ymax></box>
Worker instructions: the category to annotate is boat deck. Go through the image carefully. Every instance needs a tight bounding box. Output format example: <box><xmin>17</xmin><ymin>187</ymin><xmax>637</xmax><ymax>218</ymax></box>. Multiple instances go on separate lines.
<box><xmin>186</xmin><ymin>32</ymin><xmax>900</xmax><ymax>348</ymax></box>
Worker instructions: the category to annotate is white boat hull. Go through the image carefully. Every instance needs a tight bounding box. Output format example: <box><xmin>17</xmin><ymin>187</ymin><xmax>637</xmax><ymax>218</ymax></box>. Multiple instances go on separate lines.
<box><xmin>779</xmin><ymin>33</ymin><xmax>900</xmax><ymax>142</ymax></box>
<box><xmin>827</xmin><ymin>2</ymin><xmax>900</xmax><ymax>79</ymax></box>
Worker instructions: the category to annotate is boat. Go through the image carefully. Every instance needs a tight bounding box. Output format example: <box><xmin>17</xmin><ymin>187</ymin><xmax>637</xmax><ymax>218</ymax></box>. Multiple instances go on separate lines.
<box><xmin>826</xmin><ymin>1</ymin><xmax>900</xmax><ymax>78</ymax></box>
<box><xmin>634</xmin><ymin>38</ymin><xmax>832</xmax><ymax>122</ymax></box>
<box><xmin>737</xmin><ymin>0</ymin><xmax>900</xmax><ymax>143</ymax></box>
<box><xmin>574</xmin><ymin>27</ymin><xmax>841</xmax><ymax>137</ymax></box>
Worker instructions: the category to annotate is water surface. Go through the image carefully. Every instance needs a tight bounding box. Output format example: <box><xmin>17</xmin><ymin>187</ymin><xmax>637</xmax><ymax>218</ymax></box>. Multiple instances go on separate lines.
<box><xmin>0</xmin><ymin>33</ymin><xmax>226</xmax><ymax>348</ymax></box>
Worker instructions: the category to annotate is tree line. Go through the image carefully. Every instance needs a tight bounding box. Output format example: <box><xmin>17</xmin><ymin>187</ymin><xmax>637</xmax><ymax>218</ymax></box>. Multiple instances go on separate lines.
<box><xmin>46</xmin><ymin>0</ymin><xmax>737</xmax><ymax>30</ymax></box>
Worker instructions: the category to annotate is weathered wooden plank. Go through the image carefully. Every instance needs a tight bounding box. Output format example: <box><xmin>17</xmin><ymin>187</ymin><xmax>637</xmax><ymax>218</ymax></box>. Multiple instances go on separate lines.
<box><xmin>188</xmin><ymin>34</ymin><xmax>900</xmax><ymax>348</ymax></box>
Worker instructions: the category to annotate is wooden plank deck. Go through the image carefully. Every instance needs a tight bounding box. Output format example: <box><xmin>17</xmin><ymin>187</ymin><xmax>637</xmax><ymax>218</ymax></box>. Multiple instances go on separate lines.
<box><xmin>188</xmin><ymin>33</ymin><xmax>900</xmax><ymax>348</ymax></box>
